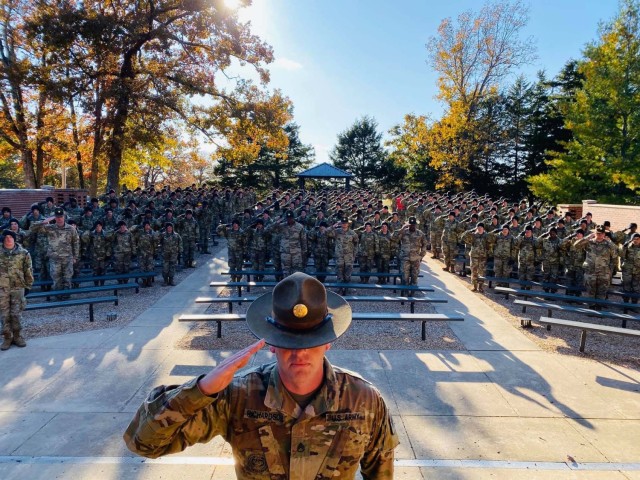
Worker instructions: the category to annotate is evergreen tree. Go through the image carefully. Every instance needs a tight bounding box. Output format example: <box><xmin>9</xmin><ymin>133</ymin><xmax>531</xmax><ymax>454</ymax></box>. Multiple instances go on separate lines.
<box><xmin>330</xmin><ymin>117</ymin><xmax>387</xmax><ymax>189</ymax></box>
<box><xmin>529</xmin><ymin>0</ymin><xmax>640</xmax><ymax>203</ymax></box>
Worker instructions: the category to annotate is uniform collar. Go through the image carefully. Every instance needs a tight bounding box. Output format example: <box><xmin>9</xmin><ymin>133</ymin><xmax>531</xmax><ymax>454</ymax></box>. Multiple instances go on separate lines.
<box><xmin>264</xmin><ymin>358</ymin><xmax>339</xmax><ymax>420</ymax></box>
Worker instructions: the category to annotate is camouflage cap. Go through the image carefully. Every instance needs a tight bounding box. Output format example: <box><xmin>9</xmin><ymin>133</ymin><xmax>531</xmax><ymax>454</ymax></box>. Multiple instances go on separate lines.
<box><xmin>246</xmin><ymin>272</ymin><xmax>352</xmax><ymax>349</ymax></box>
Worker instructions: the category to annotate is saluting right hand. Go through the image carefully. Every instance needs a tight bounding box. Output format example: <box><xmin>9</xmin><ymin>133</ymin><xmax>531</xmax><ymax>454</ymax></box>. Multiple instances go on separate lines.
<box><xmin>197</xmin><ymin>339</ymin><xmax>265</xmax><ymax>395</ymax></box>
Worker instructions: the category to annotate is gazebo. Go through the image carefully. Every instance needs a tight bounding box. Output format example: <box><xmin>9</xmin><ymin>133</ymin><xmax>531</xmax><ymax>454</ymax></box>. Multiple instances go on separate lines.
<box><xmin>296</xmin><ymin>162</ymin><xmax>353</xmax><ymax>191</ymax></box>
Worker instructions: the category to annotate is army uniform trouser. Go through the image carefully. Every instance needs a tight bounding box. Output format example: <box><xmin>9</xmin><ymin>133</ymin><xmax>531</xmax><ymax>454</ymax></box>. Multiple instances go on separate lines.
<box><xmin>336</xmin><ymin>255</ymin><xmax>355</xmax><ymax>283</ymax></box>
<box><xmin>442</xmin><ymin>242</ymin><xmax>457</xmax><ymax>269</ymax></box>
<box><xmin>470</xmin><ymin>256</ymin><xmax>487</xmax><ymax>288</ymax></box>
<box><xmin>199</xmin><ymin>226</ymin><xmax>211</xmax><ymax>253</ymax></box>
<box><xmin>49</xmin><ymin>256</ymin><xmax>74</xmax><ymax>291</ymax></box>
<box><xmin>162</xmin><ymin>258</ymin><xmax>178</xmax><ymax>282</ymax></box>
<box><xmin>400</xmin><ymin>257</ymin><xmax>420</xmax><ymax>287</ymax></box>
<box><xmin>358</xmin><ymin>254</ymin><xmax>374</xmax><ymax>283</ymax></box>
<box><xmin>493</xmin><ymin>257</ymin><xmax>512</xmax><ymax>284</ymax></box>
<box><xmin>91</xmin><ymin>258</ymin><xmax>107</xmax><ymax>285</ymax></box>
<box><xmin>272</xmin><ymin>247</ymin><xmax>282</xmax><ymax>280</ymax></box>
<box><xmin>566</xmin><ymin>267</ymin><xmax>585</xmax><ymax>295</ymax></box>
<box><xmin>183</xmin><ymin>239</ymin><xmax>197</xmax><ymax>267</ymax></box>
<box><xmin>584</xmin><ymin>270</ymin><xmax>611</xmax><ymax>299</ymax></box>
<box><xmin>114</xmin><ymin>253</ymin><xmax>132</xmax><ymax>283</ymax></box>
<box><xmin>622</xmin><ymin>266</ymin><xmax>640</xmax><ymax>296</ymax></box>
<box><xmin>377</xmin><ymin>255</ymin><xmax>391</xmax><ymax>284</ymax></box>
<box><xmin>0</xmin><ymin>288</ymin><xmax>25</xmax><ymax>340</ymax></box>
<box><xmin>518</xmin><ymin>260</ymin><xmax>536</xmax><ymax>282</ymax></box>
<box><xmin>251</xmin><ymin>250</ymin><xmax>266</xmax><ymax>281</ymax></box>
<box><xmin>314</xmin><ymin>254</ymin><xmax>329</xmax><ymax>282</ymax></box>
<box><xmin>281</xmin><ymin>251</ymin><xmax>304</xmax><ymax>277</ymax></box>
<box><xmin>228</xmin><ymin>248</ymin><xmax>244</xmax><ymax>282</ymax></box>
<box><xmin>34</xmin><ymin>249</ymin><xmax>50</xmax><ymax>280</ymax></box>
<box><xmin>542</xmin><ymin>262</ymin><xmax>560</xmax><ymax>285</ymax></box>
<box><xmin>430</xmin><ymin>232</ymin><xmax>442</xmax><ymax>258</ymax></box>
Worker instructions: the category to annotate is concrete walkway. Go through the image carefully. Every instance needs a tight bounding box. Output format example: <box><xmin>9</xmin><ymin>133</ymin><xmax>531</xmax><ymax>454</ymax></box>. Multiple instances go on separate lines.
<box><xmin>0</xmin><ymin>250</ymin><xmax>638</xmax><ymax>480</ymax></box>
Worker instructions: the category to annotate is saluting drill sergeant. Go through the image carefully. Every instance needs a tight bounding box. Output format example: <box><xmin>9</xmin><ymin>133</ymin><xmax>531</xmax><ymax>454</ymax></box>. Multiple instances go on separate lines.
<box><xmin>160</xmin><ymin>222</ymin><xmax>182</xmax><ymax>286</ymax></box>
<box><xmin>0</xmin><ymin>230</ymin><xmax>33</xmax><ymax>351</ymax></box>
<box><xmin>393</xmin><ymin>216</ymin><xmax>428</xmax><ymax>289</ymax></box>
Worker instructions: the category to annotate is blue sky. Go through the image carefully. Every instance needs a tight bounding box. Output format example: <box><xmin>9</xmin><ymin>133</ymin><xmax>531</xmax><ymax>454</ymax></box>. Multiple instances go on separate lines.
<box><xmin>229</xmin><ymin>0</ymin><xmax>621</xmax><ymax>164</ymax></box>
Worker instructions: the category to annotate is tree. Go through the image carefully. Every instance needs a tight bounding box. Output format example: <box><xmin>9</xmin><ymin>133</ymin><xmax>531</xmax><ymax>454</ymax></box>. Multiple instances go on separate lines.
<box><xmin>213</xmin><ymin>121</ymin><xmax>314</xmax><ymax>191</ymax></box>
<box><xmin>386</xmin><ymin>114</ymin><xmax>436</xmax><ymax>190</ymax></box>
<box><xmin>30</xmin><ymin>0</ymin><xmax>290</xmax><ymax>193</ymax></box>
<box><xmin>529</xmin><ymin>0</ymin><xmax>640</xmax><ymax>203</ymax></box>
<box><xmin>330</xmin><ymin>116</ymin><xmax>386</xmax><ymax>189</ymax></box>
<box><xmin>426</xmin><ymin>1</ymin><xmax>535</xmax><ymax>191</ymax></box>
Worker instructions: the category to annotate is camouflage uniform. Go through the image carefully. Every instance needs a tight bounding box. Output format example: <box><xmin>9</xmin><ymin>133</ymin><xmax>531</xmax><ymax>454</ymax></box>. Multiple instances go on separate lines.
<box><xmin>112</xmin><ymin>229</ymin><xmax>136</xmax><ymax>282</ymax></box>
<box><xmin>429</xmin><ymin>212</ymin><xmax>445</xmax><ymax>259</ymax></box>
<box><xmin>307</xmin><ymin>228</ymin><xmax>331</xmax><ymax>282</ymax></box>
<box><xmin>461</xmin><ymin>229</ymin><xmax>490</xmax><ymax>291</ymax></box>
<box><xmin>490</xmin><ymin>231</ymin><xmax>516</xmax><ymax>285</ymax></box>
<box><xmin>515</xmin><ymin>235</ymin><xmax>539</xmax><ymax>283</ymax></box>
<box><xmin>30</xmin><ymin>222</ymin><xmax>80</xmax><ymax>291</ymax></box>
<box><xmin>393</xmin><ymin>227</ymin><xmax>427</xmax><ymax>287</ymax></box>
<box><xmin>575</xmin><ymin>236</ymin><xmax>618</xmax><ymax>299</ymax></box>
<box><xmin>160</xmin><ymin>230</ymin><xmax>183</xmax><ymax>286</ymax></box>
<box><xmin>561</xmin><ymin>236</ymin><xmax>586</xmax><ymax>294</ymax></box>
<box><xmin>441</xmin><ymin>217</ymin><xmax>460</xmax><ymax>272</ymax></box>
<box><xmin>621</xmin><ymin>241</ymin><xmax>640</xmax><ymax>298</ymax></box>
<box><xmin>540</xmin><ymin>235</ymin><xmax>562</xmax><ymax>286</ymax></box>
<box><xmin>217</xmin><ymin>225</ymin><xmax>246</xmax><ymax>282</ymax></box>
<box><xmin>267</xmin><ymin>221</ymin><xmax>307</xmax><ymax>277</ymax></box>
<box><xmin>177</xmin><ymin>215</ymin><xmax>199</xmax><ymax>267</ymax></box>
<box><xmin>0</xmin><ymin>243</ymin><xmax>33</xmax><ymax>349</ymax></box>
<box><xmin>124</xmin><ymin>359</ymin><xmax>398</xmax><ymax>479</ymax></box>
<box><xmin>357</xmin><ymin>230</ymin><xmax>378</xmax><ymax>283</ymax></box>
<box><xmin>133</xmin><ymin>227</ymin><xmax>159</xmax><ymax>287</ymax></box>
<box><xmin>25</xmin><ymin>220</ymin><xmax>50</xmax><ymax>286</ymax></box>
<box><xmin>375</xmin><ymin>230</ymin><xmax>395</xmax><ymax>284</ymax></box>
<box><xmin>327</xmin><ymin>227</ymin><xmax>359</xmax><ymax>285</ymax></box>
<box><xmin>245</xmin><ymin>225</ymin><xmax>270</xmax><ymax>281</ymax></box>
<box><xmin>195</xmin><ymin>205</ymin><xmax>213</xmax><ymax>253</ymax></box>
<box><xmin>81</xmin><ymin>228</ymin><xmax>112</xmax><ymax>283</ymax></box>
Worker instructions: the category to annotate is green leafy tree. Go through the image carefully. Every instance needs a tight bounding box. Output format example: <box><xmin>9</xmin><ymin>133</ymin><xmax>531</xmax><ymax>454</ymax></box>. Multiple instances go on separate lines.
<box><xmin>330</xmin><ymin>116</ymin><xmax>387</xmax><ymax>189</ymax></box>
<box><xmin>530</xmin><ymin>0</ymin><xmax>640</xmax><ymax>203</ymax></box>
<box><xmin>386</xmin><ymin>114</ymin><xmax>436</xmax><ymax>190</ymax></box>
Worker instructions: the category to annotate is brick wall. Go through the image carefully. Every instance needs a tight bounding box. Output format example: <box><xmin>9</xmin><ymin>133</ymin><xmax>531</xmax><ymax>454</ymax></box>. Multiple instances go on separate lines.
<box><xmin>557</xmin><ymin>204</ymin><xmax>583</xmax><ymax>220</ymax></box>
<box><xmin>0</xmin><ymin>189</ymin><xmax>88</xmax><ymax>218</ymax></box>
<box><xmin>581</xmin><ymin>200</ymin><xmax>640</xmax><ymax>231</ymax></box>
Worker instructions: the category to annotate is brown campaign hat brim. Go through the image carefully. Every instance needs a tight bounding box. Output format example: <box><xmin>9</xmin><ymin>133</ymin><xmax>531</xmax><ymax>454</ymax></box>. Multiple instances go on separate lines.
<box><xmin>246</xmin><ymin>291</ymin><xmax>352</xmax><ymax>349</ymax></box>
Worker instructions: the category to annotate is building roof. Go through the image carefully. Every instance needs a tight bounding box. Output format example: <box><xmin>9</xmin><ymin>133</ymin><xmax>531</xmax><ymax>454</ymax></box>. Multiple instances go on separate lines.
<box><xmin>297</xmin><ymin>162</ymin><xmax>353</xmax><ymax>178</ymax></box>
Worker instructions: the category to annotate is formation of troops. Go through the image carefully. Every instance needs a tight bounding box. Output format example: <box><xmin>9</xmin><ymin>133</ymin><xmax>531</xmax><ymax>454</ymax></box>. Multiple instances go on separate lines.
<box><xmin>1</xmin><ymin>184</ymin><xmax>639</xmax><ymax>350</ymax></box>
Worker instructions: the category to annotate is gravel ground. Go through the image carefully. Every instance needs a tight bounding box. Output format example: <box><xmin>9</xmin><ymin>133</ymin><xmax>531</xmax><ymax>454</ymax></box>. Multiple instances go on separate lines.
<box><xmin>176</xmin><ymin>285</ymin><xmax>465</xmax><ymax>351</ymax></box>
<box><xmin>20</xmin><ymin>242</ymin><xmax>226</xmax><ymax>340</ymax></box>
<box><xmin>451</xmin><ymin>267</ymin><xmax>640</xmax><ymax>371</ymax></box>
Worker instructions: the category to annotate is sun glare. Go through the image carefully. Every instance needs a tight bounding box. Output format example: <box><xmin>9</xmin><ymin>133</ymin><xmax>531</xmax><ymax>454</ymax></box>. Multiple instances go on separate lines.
<box><xmin>223</xmin><ymin>0</ymin><xmax>242</xmax><ymax>10</ymax></box>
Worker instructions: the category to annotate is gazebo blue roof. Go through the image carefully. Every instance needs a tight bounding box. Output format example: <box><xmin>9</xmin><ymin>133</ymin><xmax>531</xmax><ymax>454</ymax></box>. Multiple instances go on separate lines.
<box><xmin>297</xmin><ymin>162</ymin><xmax>353</xmax><ymax>178</ymax></box>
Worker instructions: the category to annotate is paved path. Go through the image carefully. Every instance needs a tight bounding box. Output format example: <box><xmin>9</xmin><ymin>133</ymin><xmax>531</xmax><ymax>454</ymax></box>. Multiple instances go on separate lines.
<box><xmin>0</xmin><ymin>250</ymin><xmax>638</xmax><ymax>479</ymax></box>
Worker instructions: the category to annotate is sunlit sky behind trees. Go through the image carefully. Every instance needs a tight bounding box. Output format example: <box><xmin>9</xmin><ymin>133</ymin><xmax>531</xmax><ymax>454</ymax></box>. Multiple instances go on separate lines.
<box><xmin>226</xmin><ymin>0</ymin><xmax>620</xmax><ymax>163</ymax></box>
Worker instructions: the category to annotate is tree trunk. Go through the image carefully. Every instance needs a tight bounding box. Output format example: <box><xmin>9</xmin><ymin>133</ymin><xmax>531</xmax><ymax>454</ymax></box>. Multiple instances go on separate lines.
<box><xmin>69</xmin><ymin>98</ymin><xmax>85</xmax><ymax>189</ymax></box>
<box><xmin>21</xmin><ymin>149</ymin><xmax>37</xmax><ymax>188</ymax></box>
<box><xmin>34</xmin><ymin>89</ymin><xmax>47</xmax><ymax>186</ymax></box>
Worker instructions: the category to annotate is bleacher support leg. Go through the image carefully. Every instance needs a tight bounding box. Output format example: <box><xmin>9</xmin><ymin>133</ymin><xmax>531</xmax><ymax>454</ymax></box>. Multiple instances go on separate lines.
<box><xmin>217</xmin><ymin>321</ymin><xmax>222</xmax><ymax>338</ymax></box>
<box><xmin>579</xmin><ymin>330</ymin><xmax>587</xmax><ymax>352</ymax></box>
<box><xmin>89</xmin><ymin>304</ymin><xmax>94</xmax><ymax>322</ymax></box>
